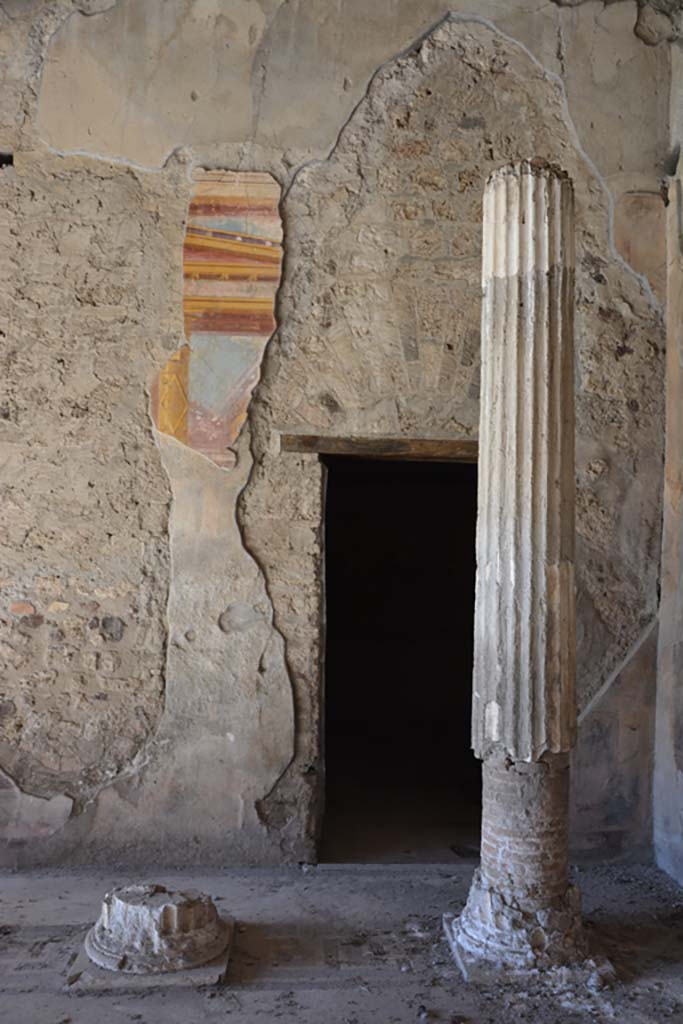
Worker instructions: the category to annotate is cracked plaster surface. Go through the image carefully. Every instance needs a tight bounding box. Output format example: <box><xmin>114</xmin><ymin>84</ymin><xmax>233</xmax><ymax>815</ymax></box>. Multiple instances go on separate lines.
<box><xmin>552</xmin><ymin>0</ymin><xmax>683</xmax><ymax>44</ymax></box>
<box><xmin>27</xmin><ymin>1</ymin><xmax>668</xmax><ymax>176</ymax></box>
<box><xmin>0</xmin><ymin>150</ymin><xmax>186</xmax><ymax>807</ymax></box>
<box><xmin>239</xmin><ymin>17</ymin><xmax>665</xmax><ymax>857</ymax></box>
<box><xmin>0</xmin><ymin>0</ymin><xmax>672</xmax><ymax>863</ymax></box>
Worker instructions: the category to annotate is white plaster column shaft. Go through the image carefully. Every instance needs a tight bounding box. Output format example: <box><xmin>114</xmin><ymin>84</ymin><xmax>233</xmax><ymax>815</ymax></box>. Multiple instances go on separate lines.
<box><xmin>473</xmin><ymin>160</ymin><xmax>576</xmax><ymax>763</ymax></box>
<box><xmin>444</xmin><ymin>162</ymin><xmax>584</xmax><ymax>974</ymax></box>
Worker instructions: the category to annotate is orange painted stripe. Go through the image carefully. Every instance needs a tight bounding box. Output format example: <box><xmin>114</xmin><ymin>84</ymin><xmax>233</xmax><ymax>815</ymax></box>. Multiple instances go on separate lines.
<box><xmin>182</xmin><ymin>246</ymin><xmax>273</xmax><ymax>265</ymax></box>
<box><xmin>185</xmin><ymin>311</ymin><xmax>276</xmax><ymax>334</ymax></box>
<box><xmin>189</xmin><ymin>200</ymin><xmax>278</xmax><ymax>216</ymax></box>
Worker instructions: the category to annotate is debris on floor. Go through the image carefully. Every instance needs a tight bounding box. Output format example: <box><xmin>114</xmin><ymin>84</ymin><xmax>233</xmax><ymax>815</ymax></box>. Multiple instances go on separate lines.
<box><xmin>1</xmin><ymin>862</ymin><xmax>683</xmax><ymax>1023</ymax></box>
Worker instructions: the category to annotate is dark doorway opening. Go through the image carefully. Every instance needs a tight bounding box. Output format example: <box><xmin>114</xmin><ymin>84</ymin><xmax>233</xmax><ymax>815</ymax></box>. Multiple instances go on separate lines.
<box><xmin>319</xmin><ymin>456</ymin><xmax>481</xmax><ymax>863</ymax></box>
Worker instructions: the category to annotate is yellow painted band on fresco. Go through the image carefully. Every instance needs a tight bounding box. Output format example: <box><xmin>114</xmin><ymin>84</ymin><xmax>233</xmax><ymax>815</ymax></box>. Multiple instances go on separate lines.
<box><xmin>183</xmin><ymin>261</ymin><xmax>281</xmax><ymax>279</ymax></box>
<box><xmin>184</xmin><ymin>234</ymin><xmax>281</xmax><ymax>261</ymax></box>
<box><xmin>183</xmin><ymin>296</ymin><xmax>275</xmax><ymax>313</ymax></box>
<box><xmin>157</xmin><ymin>345</ymin><xmax>190</xmax><ymax>444</ymax></box>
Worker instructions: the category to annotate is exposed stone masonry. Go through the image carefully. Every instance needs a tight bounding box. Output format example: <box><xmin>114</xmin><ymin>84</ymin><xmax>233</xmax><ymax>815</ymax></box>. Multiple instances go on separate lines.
<box><xmin>0</xmin><ymin>8</ymin><xmax>665</xmax><ymax>867</ymax></box>
<box><xmin>451</xmin><ymin>755</ymin><xmax>584</xmax><ymax>970</ymax></box>
<box><xmin>480</xmin><ymin>755</ymin><xmax>571</xmax><ymax>902</ymax></box>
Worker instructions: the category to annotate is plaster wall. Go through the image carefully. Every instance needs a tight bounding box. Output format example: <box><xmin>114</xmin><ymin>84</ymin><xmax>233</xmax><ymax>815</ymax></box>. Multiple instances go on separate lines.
<box><xmin>0</xmin><ymin>0</ymin><xmax>671</xmax><ymax>865</ymax></box>
<box><xmin>654</xmin><ymin>42</ymin><xmax>683</xmax><ymax>883</ymax></box>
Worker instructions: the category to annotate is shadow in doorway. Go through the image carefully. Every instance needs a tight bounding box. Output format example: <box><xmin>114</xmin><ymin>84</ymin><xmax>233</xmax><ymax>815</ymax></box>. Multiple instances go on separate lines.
<box><xmin>319</xmin><ymin>457</ymin><xmax>481</xmax><ymax>864</ymax></box>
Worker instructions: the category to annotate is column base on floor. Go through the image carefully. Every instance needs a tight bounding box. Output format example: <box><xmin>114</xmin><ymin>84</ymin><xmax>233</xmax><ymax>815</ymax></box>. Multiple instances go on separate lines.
<box><xmin>443</xmin><ymin>868</ymin><xmax>586</xmax><ymax>978</ymax></box>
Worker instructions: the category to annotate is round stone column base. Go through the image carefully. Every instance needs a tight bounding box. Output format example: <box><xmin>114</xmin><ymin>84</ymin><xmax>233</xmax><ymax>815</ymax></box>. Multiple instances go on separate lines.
<box><xmin>444</xmin><ymin>868</ymin><xmax>586</xmax><ymax>975</ymax></box>
<box><xmin>85</xmin><ymin>883</ymin><xmax>232</xmax><ymax>974</ymax></box>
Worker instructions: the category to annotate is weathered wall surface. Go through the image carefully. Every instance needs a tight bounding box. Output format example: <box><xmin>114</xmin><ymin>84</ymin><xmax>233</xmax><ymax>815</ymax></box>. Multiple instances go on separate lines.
<box><xmin>0</xmin><ymin>150</ymin><xmax>185</xmax><ymax>820</ymax></box>
<box><xmin>0</xmin><ymin>0</ymin><xmax>671</xmax><ymax>865</ymax></box>
<box><xmin>572</xmin><ymin>624</ymin><xmax>658</xmax><ymax>858</ymax></box>
<box><xmin>654</xmin><ymin>40</ymin><xmax>683</xmax><ymax>883</ymax></box>
<box><xmin>242</xmin><ymin>18</ymin><xmax>665</xmax><ymax>858</ymax></box>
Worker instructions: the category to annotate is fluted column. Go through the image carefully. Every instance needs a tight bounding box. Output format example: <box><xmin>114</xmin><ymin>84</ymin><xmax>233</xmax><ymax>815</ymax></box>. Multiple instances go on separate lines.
<box><xmin>444</xmin><ymin>161</ymin><xmax>585</xmax><ymax>973</ymax></box>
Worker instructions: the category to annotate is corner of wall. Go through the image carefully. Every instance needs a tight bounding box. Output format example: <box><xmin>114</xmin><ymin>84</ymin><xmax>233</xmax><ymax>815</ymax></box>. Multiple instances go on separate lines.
<box><xmin>653</xmin><ymin>43</ymin><xmax>683</xmax><ymax>884</ymax></box>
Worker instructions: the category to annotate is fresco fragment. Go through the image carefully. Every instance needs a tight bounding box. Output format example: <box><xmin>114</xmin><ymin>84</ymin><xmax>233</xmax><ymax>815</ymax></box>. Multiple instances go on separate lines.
<box><xmin>151</xmin><ymin>170</ymin><xmax>283</xmax><ymax>468</ymax></box>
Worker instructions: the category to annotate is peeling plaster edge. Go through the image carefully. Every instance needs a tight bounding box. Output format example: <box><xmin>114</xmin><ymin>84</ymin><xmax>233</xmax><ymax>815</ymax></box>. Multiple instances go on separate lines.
<box><xmin>279</xmin><ymin>12</ymin><xmax>454</xmax><ymax>204</ymax></box>
<box><xmin>18</xmin><ymin>9</ymin><xmax>662</xmax><ymax>831</ymax></box>
<box><xmin>234</xmin><ymin>429</ymin><xmax>302</xmax><ymax>828</ymax></box>
<box><xmin>52</xmin><ymin>324</ymin><xmax>190</xmax><ymax>814</ymax></box>
<box><xmin>35</xmin><ymin>130</ymin><xmax>290</xmax><ymax>188</ymax></box>
<box><xmin>87</xmin><ymin>164</ymin><xmax>198</xmax><ymax>807</ymax></box>
<box><xmin>29</xmin><ymin>9</ymin><xmax>664</xmax><ymax>309</ymax></box>
<box><xmin>65</xmin><ymin>174</ymin><xmax>286</xmax><ymax>822</ymax></box>
<box><xmin>33</xmin><ymin>141</ymin><xmax>194</xmax><ymax>178</ymax></box>
<box><xmin>153</xmin><ymin>423</ymin><xmax>240</xmax><ymax>475</ymax></box>
<box><xmin>577</xmin><ymin>618</ymin><xmax>657</xmax><ymax>724</ymax></box>
<box><xmin>238</xmin><ymin>12</ymin><xmax>666</xmax><ymax>829</ymax></box>
<box><xmin>0</xmin><ymin>760</ymin><xmax>37</xmax><ymax>798</ymax></box>
<box><xmin>233</xmin><ymin>154</ymin><xmax>324</xmax><ymax>838</ymax></box>
<box><xmin>0</xmin><ymin>759</ymin><xmax>74</xmax><ymax>827</ymax></box>
<box><xmin>59</xmin><ymin>177</ymin><xmax>199</xmax><ymax>812</ymax></box>
<box><xmin>87</xmin><ymin>234</ymin><xmax>196</xmax><ymax>808</ymax></box>
<box><xmin>149</xmin><ymin>413</ymin><xmax>173</xmax><ymax>684</ymax></box>
<box><xmin>278</xmin><ymin>11</ymin><xmax>664</xmax><ymax>310</ymax></box>
<box><xmin>232</xmin><ymin>180</ymin><xmax>306</xmax><ymax>833</ymax></box>
<box><xmin>0</xmin><ymin>764</ymin><xmax>73</xmax><ymax>843</ymax></box>
<box><xmin>33</xmin><ymin>5</ymin><xmax>452</xmax><ymax>182</ymax></box>
<box><xmin>79</xmin><ymin>2</ymin><xmax>121</xmax><ymax>15</ymax></box>
<box><xmin>447</xmin><ymin>12</ymin><xmax>662</xmax><ymax>312</ymax></box>
<box><xmin>552</xmin><ymin>0</ymin><xmax>680</xmax><ymax>48</ymax></box>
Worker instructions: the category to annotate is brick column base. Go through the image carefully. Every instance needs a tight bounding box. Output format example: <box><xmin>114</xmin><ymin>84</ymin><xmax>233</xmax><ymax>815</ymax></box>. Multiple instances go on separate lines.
<box><xmin>444</xmin><ymin>754</ymin><xmax>586</xmax><ymax>971</ymax></box>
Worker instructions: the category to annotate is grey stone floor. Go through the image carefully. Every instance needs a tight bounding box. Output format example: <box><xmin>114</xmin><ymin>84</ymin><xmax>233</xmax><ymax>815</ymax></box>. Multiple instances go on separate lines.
<box><xmin>1</xmin><ymin>861</ymin><xmax>683</xmax><ymax>1023</ymax></box>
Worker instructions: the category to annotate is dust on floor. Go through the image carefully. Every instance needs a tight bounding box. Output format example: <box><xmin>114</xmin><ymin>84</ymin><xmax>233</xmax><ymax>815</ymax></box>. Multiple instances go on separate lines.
<box><xmin>1</xmin><ymin>862</ymin><xmax>683</xmax><ymax>1023</ymax></box>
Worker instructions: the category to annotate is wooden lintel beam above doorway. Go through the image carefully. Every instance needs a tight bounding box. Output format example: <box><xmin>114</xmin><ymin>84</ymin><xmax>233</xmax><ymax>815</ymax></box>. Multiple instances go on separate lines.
<box><xmin>279</xmin><ymin>434</ymin><xmax>478</xmax><ymax>463</ymax></box>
